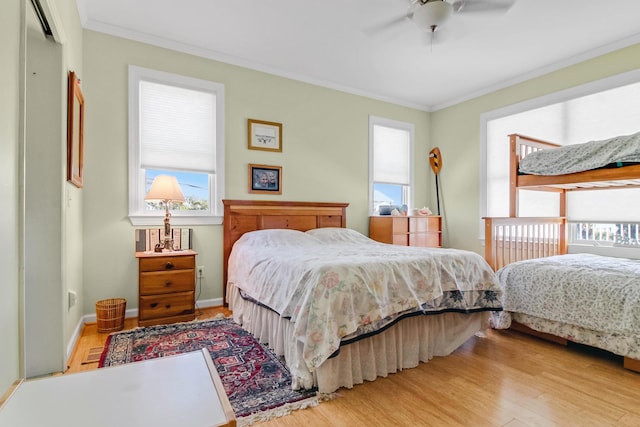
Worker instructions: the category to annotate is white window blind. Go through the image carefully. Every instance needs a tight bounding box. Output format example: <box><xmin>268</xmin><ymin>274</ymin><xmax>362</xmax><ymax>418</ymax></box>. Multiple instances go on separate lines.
<box><xmin>373</xmin><ymin>125</ymin><xmax>410</xmax><ymax>185</ymax></box>
<box><xmin>485</xmin><ymin>78</ymin><xmax>640</xmax><ymax>222</ymax></box>
<box><xmin>128</xmin><ymin>65</ymin><xmax>225</xmax><ymax>226</ymax></box>
<box><xmin>139</xmin><ymin>81</ymin><xmax>216</xmax><ymax>173</ymax></box>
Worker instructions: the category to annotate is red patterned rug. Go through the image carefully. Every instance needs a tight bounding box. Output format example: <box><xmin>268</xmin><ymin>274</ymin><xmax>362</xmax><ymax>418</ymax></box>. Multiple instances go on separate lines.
<box><xmin>99</xmin><ymin>317</ymin><xmax>322</xmax><ymax>425</ymax></box>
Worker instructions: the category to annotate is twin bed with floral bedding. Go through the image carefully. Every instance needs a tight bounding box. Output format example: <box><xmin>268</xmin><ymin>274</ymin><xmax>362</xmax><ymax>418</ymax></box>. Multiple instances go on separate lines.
<box><xmin>223</xmin><ymin>207</ymin><xmax>502</xmax><ymax>393</ymax></box>
<box><xmin>485</xmin><ymin>132</ymin><xmax>640</xmax><ymax>372</ymax></box>
<box><xmin>490</xmin><ymin>253</ymin><xmax>640</xmax><ymax>362</ymax></box>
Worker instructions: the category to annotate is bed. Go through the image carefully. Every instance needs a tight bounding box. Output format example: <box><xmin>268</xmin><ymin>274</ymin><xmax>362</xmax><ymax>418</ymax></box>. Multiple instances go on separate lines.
<box><xmin>223</xmin><ymin>200</ymin><xmax>503</xmax><ymax>393</ymax></box>
<box><xmin>485</xmin><ymin>131</ymin><xmax>640</xmax><ymax>373</ymax></box>
<box><xmin>507</xmin><ymin>132</ymin><xmax>640</xmax><ymax>217</ymax></box>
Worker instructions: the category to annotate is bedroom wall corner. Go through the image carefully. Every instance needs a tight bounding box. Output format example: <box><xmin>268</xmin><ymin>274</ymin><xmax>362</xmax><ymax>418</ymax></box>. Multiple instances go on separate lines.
<box><xmin>52</xmin><ymin>0</ymin><xmax>86</xmax><ymax>372</ymax></box>
<box><xmin>430</xmin><ymin>42</ymin><xmax>640</xmax><ymax>256</ymax></box>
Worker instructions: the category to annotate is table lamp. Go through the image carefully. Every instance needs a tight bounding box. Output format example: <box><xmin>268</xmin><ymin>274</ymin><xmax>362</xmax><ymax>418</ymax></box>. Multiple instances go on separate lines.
<box><xmin>145</xmin><ymin>175</ymin><xmax>185</xmax><ymax>251</ymax></box>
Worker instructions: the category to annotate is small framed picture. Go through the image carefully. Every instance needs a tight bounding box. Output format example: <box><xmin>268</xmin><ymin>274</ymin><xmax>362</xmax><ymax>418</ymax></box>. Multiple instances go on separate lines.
<box><xmin>249</xmin><ymin>164</ymin><xmax>282</xmax><ymax>195</ymax></box>
<box><xmin>67</xmin><ymin>71</ymin><xmax>85</xmax><ymax>188</ymax></box>
<box><xmin>248</xmin><ymin>119</ymin><xmax>282</xmax><ymax>152</ymax></box>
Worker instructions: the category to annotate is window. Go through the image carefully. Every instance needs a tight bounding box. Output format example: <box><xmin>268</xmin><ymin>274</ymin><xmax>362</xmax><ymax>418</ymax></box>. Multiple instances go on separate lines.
<box><xmin>369</xmin><ymin>116</ymin><xmax>414</xmax><ymax>215</ymax></box>
<box><xmin>571</xmin><ymin>223</ymin><xmax>640</xmax><ymax>247</ymax></box>
<box><xmin>128</xmin><ymin>66</ymin><xmax>225</xmax><ymax>226</ymax></box>
<box><xmin>481</xmin><ymin>71</ymin><xmax>640</xmax><ymax>253</ymax></box>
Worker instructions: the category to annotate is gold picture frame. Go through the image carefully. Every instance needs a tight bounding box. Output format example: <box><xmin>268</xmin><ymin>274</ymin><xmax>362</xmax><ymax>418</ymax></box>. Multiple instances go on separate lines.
<box><xmin>248</xmin><ymin>119</ymin><xmax>282</xmax><ymax>152</ymax></box>
<box><xmin>67</xmin><ymin>71</ymin><xmax>85</xmax><ymax>188</ymax></box>
<box><xmin>248</xmin><ymin>164</ymin><xmax>282</xmax><ymax>195</ymax></box>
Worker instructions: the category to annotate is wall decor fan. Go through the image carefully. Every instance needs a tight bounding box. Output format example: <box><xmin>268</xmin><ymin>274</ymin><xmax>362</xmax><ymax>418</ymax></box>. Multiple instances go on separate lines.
<box><xmin>367</xmin><ymin>0</ymin><xmax>516</xmax><ymax>43</ymax></box>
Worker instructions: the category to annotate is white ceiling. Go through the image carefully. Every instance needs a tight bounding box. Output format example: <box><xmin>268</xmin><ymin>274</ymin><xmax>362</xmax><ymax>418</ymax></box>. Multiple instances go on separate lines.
<box><xmin>77</xmin><ymin>0</ymin><xmax>640</xmax><ymax>111</ymax></box>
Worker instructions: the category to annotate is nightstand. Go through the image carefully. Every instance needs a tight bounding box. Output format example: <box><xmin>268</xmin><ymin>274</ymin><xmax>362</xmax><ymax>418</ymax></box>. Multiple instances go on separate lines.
<box><xmin>136</xmin><ymin>250</ymin><xmax>197</xmax><ymax>327</ymax></box>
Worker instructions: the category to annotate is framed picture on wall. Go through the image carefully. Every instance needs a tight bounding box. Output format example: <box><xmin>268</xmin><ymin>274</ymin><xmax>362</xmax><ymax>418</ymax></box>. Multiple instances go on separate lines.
<box><xmin>67</xmin><ymin>71</ymin><xmax>85</xmax><ymax>188</ymax></box>
<box><xmin>248</xmin><ymin>164</ymin><xmax>282</xmax><ymax>195</ymax></box>
<box><xmin>248</xmin><ymin>119</ymin><xmax>282</xmax><ymax>152</ymax></box>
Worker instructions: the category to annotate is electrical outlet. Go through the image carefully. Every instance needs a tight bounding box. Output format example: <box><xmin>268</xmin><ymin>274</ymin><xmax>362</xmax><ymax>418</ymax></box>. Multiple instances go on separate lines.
<box><xmin>197</xmin><ymin>266</ymin><xmax>205</xmax><ymax>277</ymax></box>
<box><xmin>68</xmin><ymin>290</ymin><xmax>77</xmax><ymax>309</ymax></box>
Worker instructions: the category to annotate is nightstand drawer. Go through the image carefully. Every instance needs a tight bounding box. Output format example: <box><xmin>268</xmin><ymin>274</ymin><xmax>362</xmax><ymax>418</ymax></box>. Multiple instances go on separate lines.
<box><xmin>139</xmin><ymin>291</ymin><xmax>195</xmax><ymax>320</ymax></box>
<box><xmin>136</xmin><ymin>250</ymin><xmax>197</xmax><ymax>326</ymax></box>
<box><xmin>139</xmin><ymin>255</ymin><xmax>194</xmax><ymax>272</ymax></box>
<box><xmin>139</xmin><ymin>270</ymin><xmax>194</xmax><ymax>295</ymax></box>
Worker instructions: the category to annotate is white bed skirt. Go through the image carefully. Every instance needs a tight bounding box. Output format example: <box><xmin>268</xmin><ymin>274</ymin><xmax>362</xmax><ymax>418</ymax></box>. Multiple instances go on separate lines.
<box><xmin>227</xmin><ymin>284</ymin><xmax>490</xmax><ymax>393</ymax></box>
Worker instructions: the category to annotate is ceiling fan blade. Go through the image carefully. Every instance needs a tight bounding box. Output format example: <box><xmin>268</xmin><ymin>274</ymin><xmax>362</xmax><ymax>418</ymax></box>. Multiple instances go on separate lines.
<box><xmin>363</xmin><ymin>14</ymin><xmax>410</xmax><ymax>37</ymax></box>
<box><xmin>453</xmin><ymin>0</ymin><xmax>516</xmax><ymax>14</ymax></box>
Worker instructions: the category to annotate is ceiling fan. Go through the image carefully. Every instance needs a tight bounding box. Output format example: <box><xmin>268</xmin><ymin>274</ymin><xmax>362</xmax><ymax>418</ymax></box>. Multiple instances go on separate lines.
<box><xmin>367</xmin><ymin>0</ymin><xmax>515</xmax><ymax>42</ymax></box>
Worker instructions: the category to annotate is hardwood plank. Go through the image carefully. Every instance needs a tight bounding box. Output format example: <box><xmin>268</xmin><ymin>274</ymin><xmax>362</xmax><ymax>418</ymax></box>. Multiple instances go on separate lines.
<box><xmin>65</xmin><ymin>309</ymin><xmax>640</xmax><ymax>426</ymax></box>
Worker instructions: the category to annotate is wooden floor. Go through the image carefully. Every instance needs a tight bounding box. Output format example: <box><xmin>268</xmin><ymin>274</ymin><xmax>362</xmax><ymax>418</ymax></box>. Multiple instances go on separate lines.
<box><xmin>67</xmin><ymin>307</ymin><xmax>640</xmax><ymax>426</ymax></box>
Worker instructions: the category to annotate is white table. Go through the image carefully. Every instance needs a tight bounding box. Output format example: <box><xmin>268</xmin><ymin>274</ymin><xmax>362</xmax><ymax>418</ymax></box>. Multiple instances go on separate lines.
<box><xmin>0</xmin><ymin>349</ymin><xmax>236</xmax><ymax>427</ymax></box>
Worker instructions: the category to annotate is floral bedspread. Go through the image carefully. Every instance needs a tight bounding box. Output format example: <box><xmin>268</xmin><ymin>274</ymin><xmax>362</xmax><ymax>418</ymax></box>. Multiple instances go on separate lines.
<box><xmin>227</xmin><ymin>227</ymin><xmax>502</xmax><ymax>372</ymax></box>
<box><xmin>495</xmin><ymin>254</ymin><xmax>640</xmax><ymax>335</ymax></box>
<box><xmin>519</xmin><ymin>130</ymin><xmax>640</xmax><ymax>175</ymax></box>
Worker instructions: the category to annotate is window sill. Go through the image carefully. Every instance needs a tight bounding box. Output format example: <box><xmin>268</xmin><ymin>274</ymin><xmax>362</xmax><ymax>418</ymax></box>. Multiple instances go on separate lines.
<box><xmin>568</xmin><ymin>243</ymin><xmax>640</xmax><ymax>259</ymax></box>
<box><xmin>129</xmin><ymin>214</ymin><xmax>222</xmax><ymax>227</ymax></box>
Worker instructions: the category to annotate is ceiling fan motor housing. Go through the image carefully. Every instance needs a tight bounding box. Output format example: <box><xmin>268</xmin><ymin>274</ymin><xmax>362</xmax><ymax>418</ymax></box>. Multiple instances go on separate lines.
<box><xmin>413</xmin><ymin>0</ymin><xmax>454</xmax><ymax>31</ymax></box>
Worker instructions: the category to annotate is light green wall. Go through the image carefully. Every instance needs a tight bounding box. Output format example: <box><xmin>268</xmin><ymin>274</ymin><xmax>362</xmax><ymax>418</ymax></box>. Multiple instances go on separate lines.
<box><xmin>1</xmin><ymin>0</ymin><xmax>22</xmax><ymax>393</ymax></box>
<box><xmin>25</xmin><ymin>16</ymin><xmax>67</xmax><ymax>376</ymax></box>
<box><xmin>82</xmin><ymin>30</ymin><xmax>431</xmax><ymax>311</ymax></box>
<box><xmin>22</xmin><ymin>0</ymin><xmax>84</xmax><ymax>376</ymax></box>
<box><xmin>57</xmin><ymin>0</ymin><xmax>85</xmax><ymax>359</ymax></box>
<box><xmin>431</xmin><ymin>43</ymin><xmax>640</xmax><ymax>255</ymax></box>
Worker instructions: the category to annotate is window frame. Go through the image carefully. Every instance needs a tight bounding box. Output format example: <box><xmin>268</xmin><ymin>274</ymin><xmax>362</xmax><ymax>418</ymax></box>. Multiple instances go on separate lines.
<box><xmin>368</xmin><ymin>115</ymin><xmax>415</xmax><ymax>215</ymax></box>
<box><xmin>479</xmin><ymin>68</ymin><xmax>640</xmax><ymax>246</ymax></box>
<box><xmin>128</xmin><ymin>66</ymin><xmax>225</xmax><ymax>226</ymax></box>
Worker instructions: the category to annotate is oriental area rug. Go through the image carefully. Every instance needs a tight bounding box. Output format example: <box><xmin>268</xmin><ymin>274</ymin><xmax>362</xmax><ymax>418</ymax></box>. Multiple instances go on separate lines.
<box><xmin>99</xmin><ymin>317</ymin><xmax>324</xmax><ymax>426</ymax></box>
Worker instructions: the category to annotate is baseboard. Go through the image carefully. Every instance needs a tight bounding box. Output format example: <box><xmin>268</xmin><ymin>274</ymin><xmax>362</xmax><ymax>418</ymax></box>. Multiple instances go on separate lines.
<box><xmin>82</xmin><ymin>306</ymin><xmax>138</xmax><ymax>325</ymax></box>
<box><xmin>195</xmin><ymin>297</ymin><xmax>223</xmax><ymax>310</ymax></box>
<box><xmin>81</xmin><ymin>297</ymin><xmax>223</xmax><ymax>323</ymax></box>
<box><xmin>65</xmin><ymin>297</ymin><xmax>224</xmax><ymax>364</ymax></box>
<box><xmin>65</xmin><ymin>317</ymin><xmax>86</xmax><ymax>362</ymax></box>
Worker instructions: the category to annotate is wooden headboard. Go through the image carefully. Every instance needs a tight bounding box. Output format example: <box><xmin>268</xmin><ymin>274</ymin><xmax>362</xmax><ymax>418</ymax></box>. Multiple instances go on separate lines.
<box><xmin>222</xmin><ymin>200</ymin><xmax>349</xmax><ymax>304</ymax></box>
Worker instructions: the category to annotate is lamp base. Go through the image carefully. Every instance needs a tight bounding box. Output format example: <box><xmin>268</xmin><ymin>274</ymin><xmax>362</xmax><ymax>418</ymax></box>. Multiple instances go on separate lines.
<box><xmin>162</xmin><ymin>236</ymin><xmax>174</xmax><ymax>252</ymax></box>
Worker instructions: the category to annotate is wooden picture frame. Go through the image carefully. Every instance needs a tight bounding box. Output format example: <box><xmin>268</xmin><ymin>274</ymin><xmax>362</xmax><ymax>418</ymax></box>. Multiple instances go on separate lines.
<box><xmin>67</xmin><ymin>71</ymin><xmax>85</xmax><ymax>188</ymax></box>
<box><xmin>248</xmin><ymin>164</ymin><xmax>282</xmax><ymax>195</ymax></box>
<box><xmin>248</xmin><ymin>119</ymin><xmax>282</xmax><ymax>152</ymax></box>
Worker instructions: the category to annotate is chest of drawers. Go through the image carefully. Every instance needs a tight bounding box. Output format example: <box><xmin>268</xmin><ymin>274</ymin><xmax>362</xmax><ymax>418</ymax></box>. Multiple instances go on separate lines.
<box><xmin>369</xmin><ymin>215</ymin><xmax>442</xmax><ymax>247</ymax></box>
<box><xmin>136</xmin><ymin>250</ymin><xmax>197</xmax><ymax>327</ymax></box>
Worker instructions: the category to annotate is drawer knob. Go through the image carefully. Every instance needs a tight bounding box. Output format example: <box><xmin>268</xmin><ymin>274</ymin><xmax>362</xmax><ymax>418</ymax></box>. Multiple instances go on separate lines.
<box><xmin>164</xmin><ymin>280</ymin><xmax>172</xmax><ymax>287</ymax></box>
<box><xmin>165</xmin><ymin>262</ymin><xmax>174</xmax><ymax>270</ymax></box>
<box><xmin>165</xmin><ymin>304</ymin><xmax>171</xmax><ymax>309</ymax></box>
<box><xmin>150</xmin><ymin>303</ymin><xmax>158</xmax><ymax>308</ymax></box>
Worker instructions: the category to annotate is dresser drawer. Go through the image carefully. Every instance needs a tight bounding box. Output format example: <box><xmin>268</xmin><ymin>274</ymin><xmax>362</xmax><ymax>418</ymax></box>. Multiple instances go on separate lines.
<box><xmin>409</xmin><ymin>216</ymin><xmax>440</xmax><ymax>232</ymax></box>
<box><xmin>369</xmin><ymin>216</ymin><xmax>442</xmax><ymax>248</ymax></box>
<box><xmin>139</xmin><ymin>291</ymin><xmax>195</xmax><ymax>320</ymax></box>
<box><xmin>139</xmin><ymin>270</ymin><xmax>194</xmax><ymax>295</ymax></box>
<box><xmin>139</xmin><ymin>255</ymin><xmax>194</xmax><ymax>272</ymax></box>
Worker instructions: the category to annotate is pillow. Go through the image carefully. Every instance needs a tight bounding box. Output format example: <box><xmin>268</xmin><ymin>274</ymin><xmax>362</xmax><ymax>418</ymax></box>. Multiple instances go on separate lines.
<box><xmin>305</xmin><ymin>227</ymin><xmax>372</xmax><ymax>244</ymax></box>
<box><xmin>236</xmin><ymin>228</ymin><xmax>319</xmax><ymax>248</ymax></box>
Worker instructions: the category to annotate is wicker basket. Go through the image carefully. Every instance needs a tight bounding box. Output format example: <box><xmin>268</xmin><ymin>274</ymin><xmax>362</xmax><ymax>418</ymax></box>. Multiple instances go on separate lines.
<box><xmin>95</xmin><ymin>298</ymin><xmax>127</xmax><ymax>333</ymax></box>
